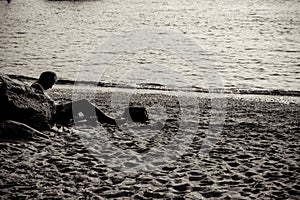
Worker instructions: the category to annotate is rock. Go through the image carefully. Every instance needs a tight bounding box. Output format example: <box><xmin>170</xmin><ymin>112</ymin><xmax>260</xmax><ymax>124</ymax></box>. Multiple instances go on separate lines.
<box><xmin>122</xmin><ymin>106</ymin><xmax>149</xmax><ymax>123</ymax></box>
<box><xmin>0</xmin><ymin>73</ymin><xmax>55</xmax><ymax>131</ymax></box>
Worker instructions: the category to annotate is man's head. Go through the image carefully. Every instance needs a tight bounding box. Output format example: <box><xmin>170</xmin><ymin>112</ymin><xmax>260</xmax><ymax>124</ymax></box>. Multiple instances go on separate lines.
<box><xmin>38</xmin><ymin>71</ymin><xmax>57</xmax><ymax>90</ymax></box>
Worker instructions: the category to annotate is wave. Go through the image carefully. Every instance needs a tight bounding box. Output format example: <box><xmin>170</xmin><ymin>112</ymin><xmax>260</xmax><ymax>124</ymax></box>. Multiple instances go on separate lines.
<box><xmin>7</xmin><ymin>74</ymin><xmax>300</xmax><ymax>97</ymax></box>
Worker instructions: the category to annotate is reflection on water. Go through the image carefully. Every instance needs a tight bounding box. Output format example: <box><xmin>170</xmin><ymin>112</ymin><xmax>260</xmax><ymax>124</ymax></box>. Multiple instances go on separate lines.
<box><xmin>0</xmin><ymin>0</ymin><xmax>299</xmax><ymax>91</ymax></box>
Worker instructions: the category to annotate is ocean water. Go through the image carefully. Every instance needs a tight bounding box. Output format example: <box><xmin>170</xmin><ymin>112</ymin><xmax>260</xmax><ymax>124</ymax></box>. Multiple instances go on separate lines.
<box><xmin>0</xmin><ymin>0</ymin><xmax>299</xmax><ymax>93</ymax></box>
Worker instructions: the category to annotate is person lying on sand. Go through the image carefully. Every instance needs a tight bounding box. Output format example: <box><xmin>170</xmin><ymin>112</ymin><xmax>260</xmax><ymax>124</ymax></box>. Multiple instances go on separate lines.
<box><xmin>31</xmin><ymin>71</ymin><xmax>120</xmax><ymax>126</ymax></box>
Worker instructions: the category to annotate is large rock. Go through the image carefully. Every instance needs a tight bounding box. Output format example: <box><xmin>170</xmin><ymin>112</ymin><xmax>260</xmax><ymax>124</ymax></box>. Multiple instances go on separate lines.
<box><xmin>0</xmin><ymin>73</ymin><xmax>55</xmax><ymax>130</ymax></box>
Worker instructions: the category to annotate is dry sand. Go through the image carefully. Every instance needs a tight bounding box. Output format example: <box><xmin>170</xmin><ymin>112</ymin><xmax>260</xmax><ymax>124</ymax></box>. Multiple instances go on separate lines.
<box><xmin>0</xmin><ymin>88</ymin><xmax>299</xmax><ymax>199</ymax></box>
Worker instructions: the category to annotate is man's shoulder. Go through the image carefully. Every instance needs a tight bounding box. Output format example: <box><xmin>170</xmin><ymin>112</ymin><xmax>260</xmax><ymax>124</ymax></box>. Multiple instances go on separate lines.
<box><xmin>30</xmin><ymin>81</ymin><xmax>56</xmax><ymax>109</ymax></box>
<box><xmin>31</xmin><ymin>82</ymin><xmax>44</xmax><ymax>94</ymax></box>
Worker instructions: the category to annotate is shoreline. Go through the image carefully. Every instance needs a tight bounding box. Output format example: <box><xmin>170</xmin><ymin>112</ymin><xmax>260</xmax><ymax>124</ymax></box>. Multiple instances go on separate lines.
<box><xmin>51</xmin><ymin>85</ymin><xmax>300</xmax><ymax>105</ymax></box>
<box><xmin>7</xmin><ymin>73</ymin><xmax>300</xmax><ymax>98</ymax></box>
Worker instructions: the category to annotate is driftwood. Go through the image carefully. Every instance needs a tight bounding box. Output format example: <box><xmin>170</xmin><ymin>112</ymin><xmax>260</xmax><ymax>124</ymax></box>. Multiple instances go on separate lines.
<box><xmin>0</xmin><ymin>120</ymin><xmax>49</xmax><ymax>139</ymax></box>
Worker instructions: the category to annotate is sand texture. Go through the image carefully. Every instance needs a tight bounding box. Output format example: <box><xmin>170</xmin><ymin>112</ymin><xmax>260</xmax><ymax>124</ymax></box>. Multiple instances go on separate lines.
<box><xmin>0</xmin><ymin>88</ymin><xmax>299</xmax><ymax>199</ymax></box>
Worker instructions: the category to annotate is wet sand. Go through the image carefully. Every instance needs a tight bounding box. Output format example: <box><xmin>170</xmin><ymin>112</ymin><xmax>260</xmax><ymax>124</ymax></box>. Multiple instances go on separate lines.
<box><xmin>0</xmin><ymin>88</ymin><xmax>299</xmax><ymax>199</ymax></box>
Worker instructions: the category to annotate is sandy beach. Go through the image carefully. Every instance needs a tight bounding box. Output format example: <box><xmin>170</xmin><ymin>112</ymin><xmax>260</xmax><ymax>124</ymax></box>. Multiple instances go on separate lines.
<box><xmin>1</xmin><ymin>0</ymin><xmax>299</xmax><ymax>199</ymax></box>
<box><xmin>0</xmin><ymin>87</ymin><xmax>299</xmax><ymax>199</ymax></box>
